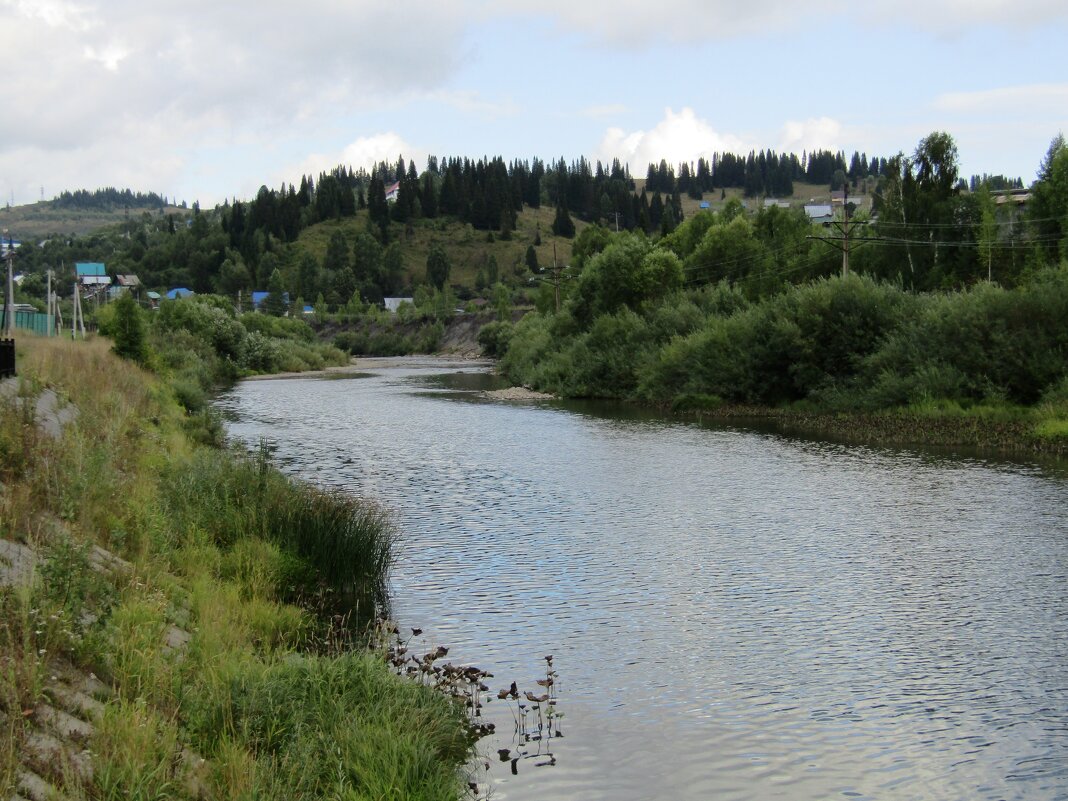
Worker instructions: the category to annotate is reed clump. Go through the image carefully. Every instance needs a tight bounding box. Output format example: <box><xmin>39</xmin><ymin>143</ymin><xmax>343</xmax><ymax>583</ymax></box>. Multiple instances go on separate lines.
<box><xmin>159</xmin><ymin>445</ymin><xmax>394</xmax><ymax>618</ymax></box>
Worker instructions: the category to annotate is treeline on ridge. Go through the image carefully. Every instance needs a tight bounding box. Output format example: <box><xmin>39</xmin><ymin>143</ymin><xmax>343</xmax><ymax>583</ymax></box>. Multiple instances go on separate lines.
<box><xmin>51</xmin><ymin>187</ymin><xmax>172</xmax><ymax>211</ymax></box>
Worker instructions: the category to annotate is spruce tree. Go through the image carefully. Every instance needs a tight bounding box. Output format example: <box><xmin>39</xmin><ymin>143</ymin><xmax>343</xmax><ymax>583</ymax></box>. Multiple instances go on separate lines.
<box><xmin>525</xmin><ymin>244</ymin><xmax>539</xmax><ymax>272</ymax></box>
<box><xmin>551</xmin><ymin>201</ymin><xmax>575</xmax><ymax>238</ymax></box>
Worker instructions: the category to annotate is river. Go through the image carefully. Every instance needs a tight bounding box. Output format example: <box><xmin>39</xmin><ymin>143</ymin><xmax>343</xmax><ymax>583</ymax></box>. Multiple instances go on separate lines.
<box><xmin>216</xmin><ymin>358</ymin><xmax>1068</xmax><ymax>801</ymax></box>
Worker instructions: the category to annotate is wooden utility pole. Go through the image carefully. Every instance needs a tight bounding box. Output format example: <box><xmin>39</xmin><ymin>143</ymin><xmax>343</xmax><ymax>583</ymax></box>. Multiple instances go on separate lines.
<box><xmin>72</xmin><ymin>277</ymin><xmax>86</xmax><ymax>339</ymax></box>
<box><xmin>842</xmin><ymin>184</ymin><xmax>850</xmax><ymax>277</ymax></box>
<box><xmin>2</xmin><ymin>231</ymin><xmax>14</xmax><ymax>337</ymax></box>
<box><xmin>805</xmin><ymin>188</ymin><xmax>882</xmax><ymax>269</ymax></box>
<box><xmin>552</xmin><ymin>244</ymin><xmax>560</xmax><ymax>313</ymax></box>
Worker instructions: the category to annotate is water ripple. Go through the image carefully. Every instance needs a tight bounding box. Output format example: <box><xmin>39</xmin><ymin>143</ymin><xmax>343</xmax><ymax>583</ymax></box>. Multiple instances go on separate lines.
<box><xmin>217</xmin><ymin>362</ymin><xmax>1068</xmax><ymax>801</ymax></box>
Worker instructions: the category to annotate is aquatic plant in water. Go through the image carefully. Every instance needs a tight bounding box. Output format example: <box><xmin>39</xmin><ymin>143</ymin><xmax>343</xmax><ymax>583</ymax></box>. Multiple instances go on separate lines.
<box><xmin>375</xmin><ymin>621</ymin><xmax>563</xmax><ymax>796</ymax></box>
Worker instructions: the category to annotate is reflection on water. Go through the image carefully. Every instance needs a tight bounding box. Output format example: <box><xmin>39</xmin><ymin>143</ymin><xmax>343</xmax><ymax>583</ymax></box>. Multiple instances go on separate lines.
<box><xmin>216</xmin><ymin>359</ymin><xmax>1068</xmax><ymax>801</ymax></box>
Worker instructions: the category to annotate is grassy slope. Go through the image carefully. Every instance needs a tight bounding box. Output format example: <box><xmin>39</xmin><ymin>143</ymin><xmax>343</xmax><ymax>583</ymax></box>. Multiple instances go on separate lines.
<box><xmin>286</xmin><ymin>205</ymin><xmax>586</xmax><ymax>291</ymax></box>
<box><xmin>1</xmin><ymin>336</ymin><xmax>471</xmax><ymax>800</ymax></box>
<box><xmin>0</xmin><ymin>201</ymin><xmax>189</xmax><ymax>238</ymax></box>
<box><xmin>284</xmin><ymin>179</ymin><xmax>853</xmax><ymax>294</ymax></box>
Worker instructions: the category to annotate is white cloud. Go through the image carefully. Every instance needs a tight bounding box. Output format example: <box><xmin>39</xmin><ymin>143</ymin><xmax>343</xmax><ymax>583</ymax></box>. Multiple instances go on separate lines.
<box><xmin>82</xmin><ymin>42</ymin><xmax>131</xmax><ymax>72</ymax></box>
<box><xmin>594</xmin><ymin>107</ymin><xmax>754</xmax><ymax>171</ymax></box>
<box><xmin>489</xmin><ymin>0</ymin><xmax>833</xmax><ymax>45</ymax></box>
<box><xmin>935</xmin><ymin>83</ymin><xmax>1068</xmax><ymax>116</ymax></box>
<box><xmin>8</xmin><ymin>0</ymin><xmax>95</xmax><ymax>30</ymax></box>
<box><xmin>0</xmin><ymin>1</ymin><xmax>465</xmax><ymax>202</ymax></box>
<box><xmin>484</xmin><ymin>0</ymin><xmax>1066</xmax><ymax>45</ymax></box>
<box><xmin>778</xmin><ymin>117</ymin><xmax>844</xmax><ymax>154</ymax></box>
<box><xmin>863</xmin><ymin>0</ymin><xmax>1068</xmax><ymax>30</ymax></box>
<box><xmin>282</xmin><ymin>134</ymin><xmax>424</xmax><ymax>189</ymax></box>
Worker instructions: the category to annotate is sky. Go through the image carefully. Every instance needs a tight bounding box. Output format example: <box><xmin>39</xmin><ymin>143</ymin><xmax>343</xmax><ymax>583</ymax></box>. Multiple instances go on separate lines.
<box><xmin>2</xmin><ymin>0</ymin><xmax>1067</xmax><ymax>208</ymax></box>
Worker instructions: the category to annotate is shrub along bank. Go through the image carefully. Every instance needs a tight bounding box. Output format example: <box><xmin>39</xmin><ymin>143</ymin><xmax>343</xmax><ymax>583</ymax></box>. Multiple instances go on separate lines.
<box><xmin>496</xmin><ymin>231</ymin><xmax>1068</xmax><ymax>451</ymax></box>
<box><xmin>96</xmin><ymin>293</ymin><xmax>349</xmax><ymax>421</ymax></box>
<box><xmin>1</xmin><ymin>337</ymin><xmax>473</xmax><ymax>800</ymax></box>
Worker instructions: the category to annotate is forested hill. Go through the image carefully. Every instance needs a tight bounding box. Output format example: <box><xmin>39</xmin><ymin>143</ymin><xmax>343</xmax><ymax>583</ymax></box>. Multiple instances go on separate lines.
<box><xmin>5</xmin><ymin>132</ymin><xmax>1048</xmax><ymax>312</ymax></box>
<box><xmin>51</xmin><ymin>187</ymin><xmax>174</xmax><ymax>211</ymax></box>
<box><xmin>1</xmin><ymin>187</ymin><xmax>185</xmax><ymax>238</ymax></box>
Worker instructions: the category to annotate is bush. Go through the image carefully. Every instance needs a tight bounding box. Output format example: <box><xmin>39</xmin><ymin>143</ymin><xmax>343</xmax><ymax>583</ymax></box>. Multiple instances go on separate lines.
<box><xmin>477</xmin><ymin>320</ymin><xmax>514</xmax><ymax>358</ymax></box>
<box><xmin>556</xmin><ymin>309</ymin><xmax>651</xmax><ymax>397</ymax></box>
<box><xmin>241</xmin><ymin>332</ymin><xmax>281</xmax><ymax>372</ymax></box>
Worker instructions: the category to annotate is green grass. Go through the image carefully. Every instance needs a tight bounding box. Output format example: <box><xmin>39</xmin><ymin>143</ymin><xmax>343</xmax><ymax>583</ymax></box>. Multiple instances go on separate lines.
<box><xmin>1034</xmin><ymin>417</ymin><xmax>1068</xmax><ymax>442</ymax></box>
<box><xmin>287</xmin><ymin>205</ymin><xmax>583</xmax><ymax>291</ymax></box>
<box><xmin>158</xmin><ymin>446</ymin><xmax>394</xmax><ymax>618</ymax></box>
<box><xmin>1</xmin><ymin>336</ymin><xmax>471</xmax><ymax>801</ymax></box>
<box><xmin>186</xmin><ymin>653</ymin><xmax>471</xmax><ymax>800</ymax></box>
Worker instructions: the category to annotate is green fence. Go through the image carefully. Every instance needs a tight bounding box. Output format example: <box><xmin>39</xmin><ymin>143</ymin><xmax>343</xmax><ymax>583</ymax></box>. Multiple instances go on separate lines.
<box><xmin>6</xmin><ymin>310</ymin><xmax>56</xmax><ymax>335</ymax></box>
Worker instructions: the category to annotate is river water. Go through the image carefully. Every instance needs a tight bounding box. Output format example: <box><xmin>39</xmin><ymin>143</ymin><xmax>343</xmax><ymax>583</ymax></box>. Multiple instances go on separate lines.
<box><xmin>216</xmin><ymin>359</ymin><xmax>1068</xmax><ymax>801</ymax></box>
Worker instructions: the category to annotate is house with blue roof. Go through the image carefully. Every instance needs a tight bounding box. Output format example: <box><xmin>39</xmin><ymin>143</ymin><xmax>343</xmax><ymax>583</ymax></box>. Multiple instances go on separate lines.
<box><xmin>250</xmin><ymin>291</ymin><xmax>289</xmax><ymax>311</ymax></box>
<box><xmin>76</xmin><ymin>262</ymin><xmax>110</xmax><ymax>286</ymax></box>
<box><xmin>165</xmin><ymin>287</ymin><xmax>194</xmax><ymax>300</ymax></box>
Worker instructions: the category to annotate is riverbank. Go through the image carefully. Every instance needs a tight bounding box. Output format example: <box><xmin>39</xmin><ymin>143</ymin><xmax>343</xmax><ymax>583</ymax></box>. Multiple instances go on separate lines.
<box><xmin>1</xmin><ymin>337</ymin><xmax>474</xmax><ymax>800</ymax></box>
<box><xmin>664</xmin><ymin>397</ymin><xmax>1068</xmax><ymax>456</ymax></box>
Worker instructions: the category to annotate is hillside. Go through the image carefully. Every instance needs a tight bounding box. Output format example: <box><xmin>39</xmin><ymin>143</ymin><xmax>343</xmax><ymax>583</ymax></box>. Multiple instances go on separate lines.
<box><xmin>283</xmin><ymin>180</ymin><xmax>861</xmax><ymax>295</ymax></box>
<box><xmin>0</xmin><ymin>199</ymin><xmax>187</xmax><ymax>238</ymax></box>
<box><xmin>637</xmin><ymin>178</ymin><xmax>871</xmax><ymax>220</ymax></box>
<box><xmin>287</xmin><ymin>203</ymin><xmax>584</xmax><ymax>292</ymax></box>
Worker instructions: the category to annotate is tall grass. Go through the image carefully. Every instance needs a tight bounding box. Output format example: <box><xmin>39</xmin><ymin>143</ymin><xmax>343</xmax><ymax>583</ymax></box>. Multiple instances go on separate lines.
<box><xmin>186</xmin><ymin>653</ymin><xmax>470</xmax><ymax>801</ymax></box>
<box><xmin>2</xmin><ymin>336</ymin><xmax>470</xmax><ymax>800</ymax></box>
<box><xmin>159</xmin><ymin>445</ymin><xmax>395</xmax><ymax>619</ymax></box>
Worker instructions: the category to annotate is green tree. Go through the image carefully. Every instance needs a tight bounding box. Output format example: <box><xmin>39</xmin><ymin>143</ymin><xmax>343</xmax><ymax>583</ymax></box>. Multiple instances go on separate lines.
<box><xmin>323</xmin><ymin>230</ymin><xmax>351</xmax><ymax>275</ymax></box>
<box><xmin>425</xmin><ymin>244</ymin><xmax>451</xmax><ymax>289</ymax></box>
<box><xmin>570</xmin><ymin>234</ymin><xmax>683</xmax><ymax>324</ymax></box>
<box><xmin>914</xmin><ymin>131</ymin><xmax>960</xmax><ymax>201</ymax></box>
<box><xmin>686</xmin><ymin>215</ymin><xmax>769</xmax><ymax>287</ymax></box>
<box><xmin>525</xmin><ymin>244</ymin><xmax>539</xmax><ymax>273</ymax></box>
<box><xmin>1030</xmin><ymin>134</ymin><xmax>1068</xmax><ymax>263</ymax></box>
<box><xmin>217</xmin><ymin>257</ymin><xmax>251</xmax><ymax>296</ymax></box>
<box><xmin>265</xmin><ymin>268</ymin><xmax>287</xmax><ymax>316</ymax></box>
<box><xmin>110</xmin><ymin>292</ymin><xmax>149</xmax><ymax>365</ymax></box>
<box><xmin>493</xmin><ymin>282</ymin><xmax>511</xmax><ymax>321</ymax></box>
<box><xmin>297</xmin><ymin>251</ymin><xmax>320</xmax><ymax>299</ymax></box>
<box><xmin>352</xmin><ymin>232</ymin><xmax>383</xmax><ymax>286</ymax></box>
<box><xmin>552</xmin><ymin>201</ymin><xmax>575</xmax><ymax>238</ymax></box>
<box><xmin>382</xmin><ymin>243</ymin><xmax>405</xmax><ymax>295</ymax></box>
